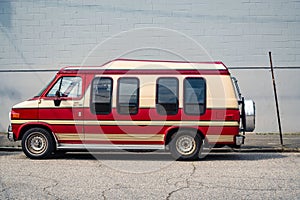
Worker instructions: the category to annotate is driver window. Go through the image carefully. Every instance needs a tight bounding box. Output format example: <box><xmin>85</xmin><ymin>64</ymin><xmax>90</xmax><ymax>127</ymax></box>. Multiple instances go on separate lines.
<box><xmin>47</xmin><ymin>76</ymin><xmax>82</xmax><ymax>98</ymax></box>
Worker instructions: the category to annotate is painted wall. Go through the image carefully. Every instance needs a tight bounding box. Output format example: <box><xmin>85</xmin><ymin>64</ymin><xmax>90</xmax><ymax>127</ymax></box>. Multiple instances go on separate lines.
<box><xmin>1</xmin><ymin>0</ymin><xmax>299</xmax><ymax>132</ymax></box>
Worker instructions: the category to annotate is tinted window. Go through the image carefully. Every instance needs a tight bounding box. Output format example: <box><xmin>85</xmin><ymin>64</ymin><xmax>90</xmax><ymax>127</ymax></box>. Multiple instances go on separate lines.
<box><xmin>91</xmin><ymin>77</ymin><xmax>113</xmax><ymax>114</ymax></box>
<box><xmin>47</xmin><ymin>76</ymin><xmax>82</xmax><ymax>98</ymax></box>
<box><xmin>156</xmin><ymin>78</ymin><xmax>178</xmax><ymax>115</ymax></box>
<box><xmin>184</xmin><ymin>78</ymin><xmax>206</xmax><ymax>115</ymax></box>
<box><xmin>117</xmin><ymin>78</ymin><xmax>139</xmax><ymax>114</ymax></box>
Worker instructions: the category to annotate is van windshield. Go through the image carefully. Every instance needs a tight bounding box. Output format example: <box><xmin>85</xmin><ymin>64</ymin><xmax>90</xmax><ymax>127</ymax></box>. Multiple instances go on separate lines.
<box><xmin>34</xmin><ymin>77</ymin><xmax>56</xmax><ymax>97</ymax></box>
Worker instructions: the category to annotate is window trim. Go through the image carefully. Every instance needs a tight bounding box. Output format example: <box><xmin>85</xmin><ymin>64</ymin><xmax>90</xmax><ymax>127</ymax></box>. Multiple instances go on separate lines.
<box><xmin>156</xmin><ymin>77</ymin><xmax>179</xmax><ymax>115</ymax></box>
<box><xmin>90</xmin><ymin>77</ymin><xmax>113</xmax><ymax>115</ymax></box>
<box><xmin>183</xmin><ymin>77</ymin><xmax>206</xmax><ymax>115</ymax></box>
<box><xmin>117</xmin><ymin>77</ymin><xmax>140</xmax><ymax>115</ymax></box>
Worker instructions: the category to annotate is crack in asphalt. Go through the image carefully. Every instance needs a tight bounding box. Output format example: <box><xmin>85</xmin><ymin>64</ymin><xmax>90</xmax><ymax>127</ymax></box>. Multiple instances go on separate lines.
<box><xmin>0</xmin><ymin>178</ymin><xmax>11</xmax><ymax>200</ymax></box>
<box><xmin>18</xmin><ymin>174</ymin><xmax>61</xmax><ymax>199</ymax></box>
<box><xmin>43</xmin><ymin>182</ymin><xmax>60</xmax><ymax>200</ymax></box>
<box><xmin>0</xmin><ymin>187</ymin><xmax>11</xmax><ymax>200</ymax></box>
<box><xmin>101</xmin><ymin>184</ymin><xmax>121</xmax><ymax>200</ymax></box>
<box><xmin>101</xmin><ymin>184</ymin><xmax>132</xmax><ymax>200</ymax></box>
<box><xmin>204</xmin><ymin>182</ymin><xmax>298</xmax><ymax>192</ymax></box>
<box><xmin>165</xmin><ymin>162</ymin><xmax>294</xmax><ymax>199</ymax></box>
<box><xmin>101</xmin><ymin>187</ymin><xmax>109</xmax><ymax>200</ymax></box>
<box><xmin>165</xmin><ymin>163</ymin><xmax>197</xmax><ymax>200</ymax></box>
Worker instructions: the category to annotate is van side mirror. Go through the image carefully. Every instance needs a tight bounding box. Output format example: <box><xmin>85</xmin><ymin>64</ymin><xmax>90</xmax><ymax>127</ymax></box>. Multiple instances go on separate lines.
<box><xmin>54</xmin><ymin>91</ymin><xmax>61</xmax><ymax>106</ymax></box>
<box><xmin>55</xmin><ymin>90</ymin><xmax>61</xmax><ymax>98</ymax></box>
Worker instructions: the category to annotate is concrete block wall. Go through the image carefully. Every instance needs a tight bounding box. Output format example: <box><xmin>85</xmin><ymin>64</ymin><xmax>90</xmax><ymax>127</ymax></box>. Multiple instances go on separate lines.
<box><xmin>0</xmin><ymin>0</ymin><xmax>299</xmax><ymax>133</ymax></box>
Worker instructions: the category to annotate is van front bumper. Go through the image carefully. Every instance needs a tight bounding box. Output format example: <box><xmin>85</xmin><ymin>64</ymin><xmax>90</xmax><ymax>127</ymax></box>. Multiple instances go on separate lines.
<box><xmin>7</xmin><ymin>125</ymin><xmax>15</xmax><ymax>142</ymax></box>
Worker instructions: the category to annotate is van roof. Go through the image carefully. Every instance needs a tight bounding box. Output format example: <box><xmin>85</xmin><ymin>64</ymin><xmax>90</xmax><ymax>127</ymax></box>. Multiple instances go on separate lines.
<box><xmin>59</xmin><ymin>59</ymin><xmax>228</xmax><ymax>74</ymax></box>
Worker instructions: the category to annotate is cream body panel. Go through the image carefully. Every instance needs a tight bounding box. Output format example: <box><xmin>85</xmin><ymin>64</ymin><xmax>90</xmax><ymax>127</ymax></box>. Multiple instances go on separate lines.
<box><xmin>205</xmin><ymin>75</ymin><xmax>238</xmax><ymax>109</ymax></box>
<box><xmin>13</xmin><ymin>100</ymin><xmax>38</xmax><ymax>109</ymax></box>
<box><xmin>67</xmin><ymin>60</ymin><xmax>227</xmax><ymax>71</ymax></box>
<box><xmin>38</xmin><ymin>99</ymin><xmax>84</xmax><ymax>108</ymax></box>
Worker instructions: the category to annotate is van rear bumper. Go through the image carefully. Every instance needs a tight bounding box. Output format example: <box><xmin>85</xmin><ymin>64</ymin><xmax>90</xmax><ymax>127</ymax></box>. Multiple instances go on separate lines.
<box><xmin>235</xmin><ymin>135</ymin><xmax>245</xmax><ymax>146</ymax></box>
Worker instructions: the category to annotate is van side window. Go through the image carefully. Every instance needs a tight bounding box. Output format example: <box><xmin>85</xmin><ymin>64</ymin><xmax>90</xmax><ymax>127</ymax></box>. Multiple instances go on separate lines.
<box><xmin>117</xmin><ymin>78</ymin><xmax>139</xmax><ymax>115</ymax></box>
<box><xmin>156</xmin><ymin>78</ymin><xmax>179</xmax><ymax>115</ymax></box>
<box><xmin>91</xmin><ymin>77</ymin><xmax>113</xmax><ymax>115</ymax></box>
<box><xmin>184</xmin><ymin>78</ymin><xmax>206</xmax><ymax>115</ymax></box>
<box><xmin>47</xmin><ymin>76</ymin><xmax>82</xmax><ymax>98</ymax></box>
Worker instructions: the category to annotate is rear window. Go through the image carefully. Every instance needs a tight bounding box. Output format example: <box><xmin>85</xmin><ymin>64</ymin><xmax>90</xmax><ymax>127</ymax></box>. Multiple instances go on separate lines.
<box><xmin>117</xmin><ymin>78</ymin><xmax>139</xmax><ymax>115</ymax></box>
<box><xmin>156</xmin><ymin>78</ymin><xmax>179</xmax><ymax>115</ymax></box>
<box><xmin>184</xmin><ymin>78</ymin><xmax>206</xmax><ymax>115</ymax></box>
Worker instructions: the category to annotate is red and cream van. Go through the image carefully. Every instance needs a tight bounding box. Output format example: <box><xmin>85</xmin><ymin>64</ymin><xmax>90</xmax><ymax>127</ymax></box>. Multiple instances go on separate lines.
<box><xmin>8</xmin><ymin>59</ymin><xmax>255</xmax><ymax>160</ymax></box>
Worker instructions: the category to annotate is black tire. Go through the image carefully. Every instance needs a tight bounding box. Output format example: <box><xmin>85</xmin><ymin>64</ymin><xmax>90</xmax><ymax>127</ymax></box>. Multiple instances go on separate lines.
<box><xmin>169</xmin><ymin>130</ymin><xmax>202</xmax><ymax>161</ymax></box>
<box><xmin>22</xmin><ymin>128</ymin><xmax>54</xmax><ymax>159</ymax></box>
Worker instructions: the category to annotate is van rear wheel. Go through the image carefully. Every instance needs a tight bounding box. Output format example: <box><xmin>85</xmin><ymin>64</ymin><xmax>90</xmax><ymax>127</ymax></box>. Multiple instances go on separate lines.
<box><xmin>169</xmin><ymin>130</ymin><xmax>202</xmax><ymax>161</ymax></box>
<box><xmin>22</xmin><ymin>128</ymin><xmax>54</xmax><ymax>159</ymax></box>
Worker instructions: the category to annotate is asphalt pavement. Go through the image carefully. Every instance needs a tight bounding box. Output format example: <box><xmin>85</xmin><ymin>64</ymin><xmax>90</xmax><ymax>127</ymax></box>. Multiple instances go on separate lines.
<box><xmin>1</xmin><ymin>151</ymin><xmax>299</xmax><ymax>199</ymax></box>
<box><xmin>0</xmin><ymin>132</ymin><xmax>299</xmax><ymax>152</ymax></box>
<box><xmin>1</xmin><ymin>132</ymin><xmax>298</xmax><ymax>199</ymax></box>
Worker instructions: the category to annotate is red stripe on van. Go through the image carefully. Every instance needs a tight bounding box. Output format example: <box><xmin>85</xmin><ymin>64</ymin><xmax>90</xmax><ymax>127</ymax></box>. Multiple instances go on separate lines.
<box><xmin>83</xmin><ymin>108</ymin><xmax>240</xmax><ymax>122</ymax></box>
<box><xmin>14</xmin><ymin>107</ymin><xmax>239</xmax><ymax>121</ymax></box>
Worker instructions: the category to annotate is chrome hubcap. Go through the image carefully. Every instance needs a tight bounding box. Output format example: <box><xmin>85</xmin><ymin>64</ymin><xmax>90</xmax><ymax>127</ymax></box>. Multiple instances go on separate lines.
<box><xmin>176</xmin><ymin>135</ymin><xmax>196</xmax><ymax>155</ymax></box>
<box><xmin>26</xmin><ymin>133</ymin><xmax>48</xmax><ymax>155</ymax></box>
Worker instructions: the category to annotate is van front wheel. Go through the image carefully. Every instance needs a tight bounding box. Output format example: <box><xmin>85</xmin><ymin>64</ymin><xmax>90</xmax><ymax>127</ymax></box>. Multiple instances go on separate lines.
<box><xmin>22</xmin><ymin>128</ymin><xmax>54</xmax><ymax>159</ymax></box>
<box><xmin>169</xmin><ymin>131</ymin><xmax>202</xmax><ymax>161</ymax></box>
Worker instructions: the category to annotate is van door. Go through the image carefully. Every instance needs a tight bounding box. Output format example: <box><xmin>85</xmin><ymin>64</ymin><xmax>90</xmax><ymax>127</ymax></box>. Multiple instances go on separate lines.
<box><xmin>38</xmin><ymin>75</ymin><xmax>84</xmax><ymax>146</ymax></box>
<box><xmin>83</xmin><ymin>76</ymin><xmax>114</xmax><ymax>146</ymax></box>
